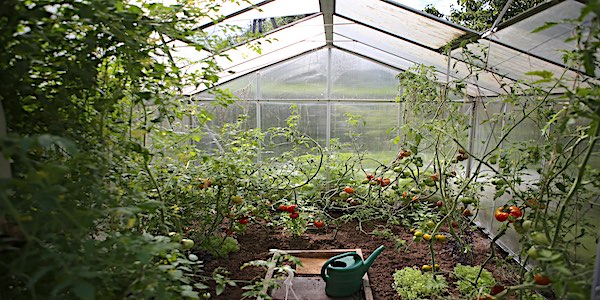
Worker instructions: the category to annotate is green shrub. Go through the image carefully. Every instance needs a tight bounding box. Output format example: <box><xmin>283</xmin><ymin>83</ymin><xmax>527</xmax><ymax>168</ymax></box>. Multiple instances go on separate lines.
<box><xmin>453</xmin><ymin>264</ymin><xmax>495</xmax><ymax>296</ymax></box>
<box><xmin>392</xmin><ymin>267</ymin><xmax>448</xmax><ymax>300</ymax></box>
<box><xmin>200</xmin><ymin>236</ymin><xmax>240</xmax><ymax>258</ymax></box>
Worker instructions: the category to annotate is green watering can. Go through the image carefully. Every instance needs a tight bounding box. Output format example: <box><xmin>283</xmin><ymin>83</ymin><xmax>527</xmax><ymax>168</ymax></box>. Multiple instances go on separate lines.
<box><xmin>320</xmin><ymin>245</ymin><xmax>385</xmax><ymax>298</ymax></box>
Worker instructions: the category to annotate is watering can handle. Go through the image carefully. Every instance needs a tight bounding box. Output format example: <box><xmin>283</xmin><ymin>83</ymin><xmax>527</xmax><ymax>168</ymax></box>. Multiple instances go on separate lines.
<box><xmin>320</xmin><ymin>252</ymin><xmax>357</xmax><ymax>282</ymax></box>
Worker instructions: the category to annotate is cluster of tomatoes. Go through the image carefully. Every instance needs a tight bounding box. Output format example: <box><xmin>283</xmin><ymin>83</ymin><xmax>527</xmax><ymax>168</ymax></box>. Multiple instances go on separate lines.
<box><xmin>412</xmin><ymin>221</ymin><xmax>447</xmax><ymax>243</ymax></box>
<box><xmin>277</xmin><ymin>204</ymin><xmax>325</xmax><ymax>228</ymax></box>
<box><xmin>455</xmin><ymin>148</ymin><xmax>469</xmax><ymax>162</ymax></box>
<box><xmin>396</xmin><ymin>149</ymin><xmax>412</xmax><ymax>160</ymax></box>
<box><xmin>365</xmin><ymin>173</ymin><xmax>391</xmax><ymax>187</ymax></box>
<box><xmin>278</xmin><ymin>204</ymin><xmax>299</xmax><ymax>219</ymax></box>
<box><xmin>494</xmin><ymin>205</ymin><xmax>522</xmax><ymax>222</ymax></box>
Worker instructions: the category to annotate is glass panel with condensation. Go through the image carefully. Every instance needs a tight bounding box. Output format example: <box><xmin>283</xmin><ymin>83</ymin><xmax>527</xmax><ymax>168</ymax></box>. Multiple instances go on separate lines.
<box><xmin>335</xmin><ymin>0</ymin><xmax>468</xmax><ymax>49</ymax></box>
<box><xmin>331</xmin><ymin>102</ymin><xmax>401</xmax><ymax>169</ymax></box>
<box><xmin>330</xmin><ymin>48</ymin><xmax>400</xmax><ymax>100</ymax></box>
<box><xmin>189</xmin><ymin>15</ymin><xmax>326</xmax><ymax>94</ymax></box>
<box><xmin>260</xmin><ymin>102</ymin><xmax>328</xmax><ymax>156</ymax></box>
<box><xmin>333</xmin><ymin>16</ymin><xmax>504</xmax><ymax>96</ymax></box>
<box><xmin>333</xmin><ymin>33</ymin><xmax>416</xmax><ymax>71</ymax></box>
<box><xmin>202</xmin><ymin>0</ymin><xmax>321</xmax><ymax>46</ymax></box>
<box><xmin>260</xmin><ymin>49</ymin><xmax>328</xmax><ymax>100</ymax></box>
<box><xmin>454</xmin><ymin>40</ymin><xmax>585</xmax><ymax>92</ymax></box>
<box><xmin>194</xmin><ymin>72</ymin><xmax>258</xmax><ymax>101</ymax></box>
<box><xmin>487</xmin><ymin>0</ymin><xmax>584</xmax><ymax>67</ymax></box>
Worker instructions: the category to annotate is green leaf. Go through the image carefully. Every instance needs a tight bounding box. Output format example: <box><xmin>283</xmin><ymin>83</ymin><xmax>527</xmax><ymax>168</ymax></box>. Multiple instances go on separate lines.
<box><xmin>525</xmin><ymin>70</ymin><xmax>553</xmax><ymax>80</ymax></box>
<box><xmin>194</xmin><ymin>283</ymin><xmax>209</xmax><ymax>290</ymax></box>
<box><xmin>531</xmin><ymin>22</ymin><xmax>559</xmax><ymax>33</ymax></box>
<box><xmin>216</xmin><ymin>283</ymin><xmax>225</xmax><ymax>295</ymax></box>
<box><xmin>181</xmin><ymin>289</ymin><xmax>199</xmax><ymax>299</ymax></box>
<box><xmin>72</xmin><ymin>281</ymin><xmax>95</xmax><ymax>300</ymax></box>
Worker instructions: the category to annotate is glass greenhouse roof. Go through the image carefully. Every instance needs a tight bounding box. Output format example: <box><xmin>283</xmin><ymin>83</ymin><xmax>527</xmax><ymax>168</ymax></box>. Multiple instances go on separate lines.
<box><xmin>187</xmin><ymin>0</ymin><xmax>591</xmax><ymax>97</ymax></box>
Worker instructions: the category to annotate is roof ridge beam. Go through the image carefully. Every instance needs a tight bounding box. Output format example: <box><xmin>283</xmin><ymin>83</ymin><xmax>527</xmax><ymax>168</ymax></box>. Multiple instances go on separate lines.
<box><xmin>320</xmin><ymin>0</ymin><xmax>335</xmax><ymax>46</ymax></box>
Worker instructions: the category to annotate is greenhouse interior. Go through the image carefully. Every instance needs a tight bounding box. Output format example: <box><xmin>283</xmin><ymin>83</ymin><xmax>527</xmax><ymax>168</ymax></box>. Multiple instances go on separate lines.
<box><xmin>0</xmin><ymin>0</ymin><xmax>599</xmax><ymax>299</ymax></box>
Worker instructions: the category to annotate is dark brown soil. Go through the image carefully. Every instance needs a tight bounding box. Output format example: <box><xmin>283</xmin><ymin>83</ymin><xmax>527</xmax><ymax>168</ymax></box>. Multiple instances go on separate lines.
<box><xmin>201</xmin><ymin>220</ymin><xmax>520</xmax><ymax>299</ymax></box>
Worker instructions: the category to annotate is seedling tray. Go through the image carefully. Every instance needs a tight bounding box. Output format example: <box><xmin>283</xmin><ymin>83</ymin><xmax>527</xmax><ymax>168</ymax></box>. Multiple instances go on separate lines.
<box><xmin>259</xmin><ymin>249</ymin><xmax>374</xmax><ymax>300</ymax></box>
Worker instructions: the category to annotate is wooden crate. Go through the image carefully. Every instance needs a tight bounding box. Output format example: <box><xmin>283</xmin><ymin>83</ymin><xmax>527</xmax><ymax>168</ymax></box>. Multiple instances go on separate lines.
<box><xmin>258</xmin><ymin>249</ymin><xmax>374</xmax><ymax>300</ymax></box>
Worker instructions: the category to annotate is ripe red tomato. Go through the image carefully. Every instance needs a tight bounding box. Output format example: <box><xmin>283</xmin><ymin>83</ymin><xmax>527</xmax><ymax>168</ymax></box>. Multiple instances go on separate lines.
<box><xmin>380</xmin><ymin>178</ymin><xmax>391</xmax><ymax>187</ymax></box>
<box><xmin>508</xmin><ymin>205</ymin><xmax>522</xmax><ymax>221</ymax></box>
<box><xmin>278</xmin><ymin>204</ymin><xmax>288</xmax><ymax>211</ymax></box>
<box><xmin>436</xmin><ymin>201</ymin><xmax>443</xmax><ymax>208</ymax></box>
<box><xmin>290</xmin><ymin>212</ymin><xmax>299</xmax><ymax>219</ymax></box>
<box><xmin>366</xmin><ymin>173</ymin><xmax>375</xmax><ymax>180</ymax></box>
<box><xmin>314</xmin><ymin>220</ymin><xmax>325</xmax><ymax>228</ymax></box>
<box><xmin>238</xmin><ymin>218</ymin><xmax>249</xmax><ymax>225</ymax></box>
<box><xmin>286</xmin><ymin>204</ymin><xmax>297</xmax><ymax>213</ymax></box>
<box><xmin>533</xmin><ymin>274</ymin><xmax>551</xmax><ymax>285</ymax></box>
<box><xmin>495</xmin><ymin>207</ymin><xmax>509</xmax><ymax>222</ymax></box>
<box><xmin>491</xmin><ymin>284</ymin><xmax>504</xmax><ymax>295</ymax></box>
<box><xmin>344</xmin><ymin>186</ymin><xmax>355</xmax><ymax>194</ymax></box>
<box><xmin>462</xmin><ymin>208</ymin><xmax>473</xmax><ymax>217</ymax></box>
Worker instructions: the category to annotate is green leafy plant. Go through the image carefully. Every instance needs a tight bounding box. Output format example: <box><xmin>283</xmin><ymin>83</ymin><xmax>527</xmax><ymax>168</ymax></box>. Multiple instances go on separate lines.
<box><xmin>392</xmin><ymin>267</ymin><xmax>448</xmax><ymax>300</ymax></box>
<box><xmin>240</xmin><ymin>250</ymin><xmax>302</xmax><ymax>300</ymax></box>
<box><xmin>198</xmin><ymin>236</ymin><xmax>240</xmax><ymax>258</ymax></box>
<box><xmin>453</xmin><ymin>264</ymin><xmax>495</xmax><ymax>296</ymax></box>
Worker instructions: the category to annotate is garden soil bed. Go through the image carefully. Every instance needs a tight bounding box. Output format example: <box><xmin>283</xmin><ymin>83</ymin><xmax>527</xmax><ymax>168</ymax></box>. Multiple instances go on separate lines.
<box><xmin>202</xmin><ymin>220</ymin><xmax>521</xmax><ymax>299</ymax></box>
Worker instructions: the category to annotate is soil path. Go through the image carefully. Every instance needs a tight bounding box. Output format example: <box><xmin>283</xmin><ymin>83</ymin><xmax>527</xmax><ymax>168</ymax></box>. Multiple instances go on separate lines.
<box><xmin>202</xmin><ymin>220</ymin><xmax>520</xmax><ymax>299</ymax></box>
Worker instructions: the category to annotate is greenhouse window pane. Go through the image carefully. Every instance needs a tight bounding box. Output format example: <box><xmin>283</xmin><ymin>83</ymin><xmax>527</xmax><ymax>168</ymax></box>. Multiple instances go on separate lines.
<box><xmin>330</xmin><ymin>48</ymin><xmax>400</xmax><ymax>100</ymax></box>
<box><xmin>260</xmin><ymin>102</ymin><xmax>329</xmax><ymax>156</ymax></box>
<box><xmin>260</xmin><ymin>49</ymin><xmax>327</xmax><ymax>100</ymax></box>
<box><xmin>190</xmin><ymin>16</ymin><xmax>326</xmax><ymax>94</ymax></box>
<box><xmin>202</xmin><ymin>0</ymin><xmax>320</xmax><ymax>50</ymax></box>
<box><xmin>195</xmin><ymin>0</ymin><xmax>264</xmax><ymax>28</ymax></box>
<box><xmin>454</xmin><ymin>40</ymin><xmax>584</xmax><ymax>90</ymax></box>
<box><xmin>194</xmin><ymin>101</ymin><xmax>257</xmax><ymax>152</ymax></box>
<box><xmin>333</xmin><ymin>17</ymin><xmax>503</xmax><ymax>96</ymax></box>
<box><xmin>333</xmin><ymin>16</ymin><xmax>449</xmax><ymax>69</ymax></box>
<box><xmin>194</xmin><ymin>72</ymin><xmax>257</xmax><ymax>101</ymax></box>
<box><xmin>213</xmin><ymin>0</ymin><xmax>319</xmax><ymax>25</ymax></box>
<box><xmin>474</xmin><ymin>98</ymin><xmax>504</xmax><ymax>158</ymax></box>
<box><xmin>489</xmin><ymin>0</ymin><xmax>584</xmax><ymax>67</ymax></box>
<box><xmin>333</xmin><ymin>34</ymin><xmax>416</xmax><ymax>71</ymax></box>
<box><xmin>335</xmin><ymin>0</ymin><xmax>468</xmax><ymax>49</ymax></box>
<box><xmin>332</xmin><ymin>103</ymin><xmax>401</xmax><ymax>169</ymax></box>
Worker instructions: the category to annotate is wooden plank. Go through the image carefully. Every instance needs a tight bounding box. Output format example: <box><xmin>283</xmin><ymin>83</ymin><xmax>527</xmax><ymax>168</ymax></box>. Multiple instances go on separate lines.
<box><xmin>296</xmin><ymin>257</ymin><xmax>329</xmax><ymax>275</ymax></box>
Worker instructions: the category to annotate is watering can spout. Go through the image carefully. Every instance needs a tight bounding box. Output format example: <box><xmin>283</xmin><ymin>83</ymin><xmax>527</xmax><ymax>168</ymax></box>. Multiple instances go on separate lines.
<box><xmin>364</xmin><ymin>245</ymin><xmax>385</xmax><ymax>269</ymax></box>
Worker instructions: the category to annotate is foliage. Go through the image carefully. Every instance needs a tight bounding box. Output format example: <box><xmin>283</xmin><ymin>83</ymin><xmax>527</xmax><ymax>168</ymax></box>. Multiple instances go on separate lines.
<box><xmin>198</xmin><ymin>236</ymin><xmax>240</xmax><ymax>258</ymax></box>
<box><xmin>395</xmin><ymin>1</ymin><xmax>600</xmax><ymax>299</ymax></box>
<box><xmin>392</xmin><ymin>267</ymin><xmax>448</xmax><ymax>300</ymax></box>
<box><xmin>424</xmin><ymin>0</ymin><xmax>546</xmax><ymax>32</ymax></box>
<box><xmin>240</xmin><ymin>250</ymin><xmax>302</xmax><ymax>300</ymax></box>
<box><xmin>453</xmin><ymin>264</ymin><xmax>495</xmax><ymax>296</ymax></box>
<box><xmin>0</xmin><ymin>0</ymin><xmax>255</xmax><ymax>298</ymax></box>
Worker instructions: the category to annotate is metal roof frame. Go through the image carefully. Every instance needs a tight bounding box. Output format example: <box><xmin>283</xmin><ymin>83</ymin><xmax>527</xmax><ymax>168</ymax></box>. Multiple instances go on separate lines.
<box><xmin>188</xmin><ymin>0</ymin><xmax>590</xmax><ymax>97</ymax></box>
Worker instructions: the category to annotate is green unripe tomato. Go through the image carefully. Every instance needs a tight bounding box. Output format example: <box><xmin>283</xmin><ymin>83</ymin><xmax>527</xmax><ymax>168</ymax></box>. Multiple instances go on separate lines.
<box><xmin>169</xmin><ymin>232</ymin><xmax>182</xmax><ymax>243</ymax></box>
<box><xmin>426</xmin><ymin>220</ymin><xmax>435</xmax><ymax>229</ymax></box>
<box><xmin>181</xmin><ymin>238</ymin><xmax>195</xmax><ymax>250</ymax></box>
<box><xmin>499</xmin><ymin>160</ymin><xmax>507</xmax><ymax>168</ymax></box>
<box><xmin>522</xmin><ymin>220</ymin><xmax>532</xmax><ymax>232</ymax></box>
<box><xmin>530</xmin><ymin>232</ymin><xmax>549</xmax><ymax>245</ymax></box>
<box><xmin>460</xmin><ymin>197</ymin><xmax>474</xmax><ymax>205</ymax></box>
<box><xmin>527</xmin><ymin>246</ymin><xmax>540</xmax><ymax>259</ymax></box>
